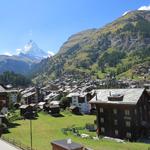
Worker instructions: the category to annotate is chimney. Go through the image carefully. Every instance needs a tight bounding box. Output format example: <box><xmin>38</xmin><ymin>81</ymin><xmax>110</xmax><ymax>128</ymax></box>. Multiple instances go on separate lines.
<box><xmin>96</xmin><ymin>92</ymin><xmax>98</xmax><ymax>101</ymax></box>
<box><xmin>109</xmin><ymin>91</ymin><xmax>111</xmax><ymax>96</ymax></box>
<box><xmin>67</xmin><ymin>138</ymin><xmax>72</xmax><ymax>144</ymax></box>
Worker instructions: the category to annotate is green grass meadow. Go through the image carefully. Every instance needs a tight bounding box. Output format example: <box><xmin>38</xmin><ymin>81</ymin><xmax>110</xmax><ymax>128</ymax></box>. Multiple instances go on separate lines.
<box><xmin>3</xmin><ymin>112</ymin><xmax>150</xmax><ymax>150</ymax></box>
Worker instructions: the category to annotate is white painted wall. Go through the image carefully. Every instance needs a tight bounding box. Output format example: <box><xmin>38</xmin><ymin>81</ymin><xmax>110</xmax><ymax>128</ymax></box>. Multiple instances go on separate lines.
<box><xmin>71</xmin><ymin>95</ymin><xmax>90</xmax><ymax>113</ymax></box>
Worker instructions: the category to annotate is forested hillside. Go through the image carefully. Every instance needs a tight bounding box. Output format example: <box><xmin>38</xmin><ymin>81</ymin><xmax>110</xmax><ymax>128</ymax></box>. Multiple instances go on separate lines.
<box><xmin>32</xmin><ymin>10</ymin><xmax>150</xmax><ymax>82</ymax></box>
<box><xmin>0</xmin><ymin>71</ymin><xmax>31</xmax><ymax>87</ymax></box>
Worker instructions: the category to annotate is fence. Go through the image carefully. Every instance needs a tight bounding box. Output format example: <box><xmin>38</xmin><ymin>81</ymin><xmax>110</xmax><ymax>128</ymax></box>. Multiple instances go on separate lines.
<box><xmin>1</xmin><ymin>136</ymin><xmax>38</xmax><ymax>150</ymax></box>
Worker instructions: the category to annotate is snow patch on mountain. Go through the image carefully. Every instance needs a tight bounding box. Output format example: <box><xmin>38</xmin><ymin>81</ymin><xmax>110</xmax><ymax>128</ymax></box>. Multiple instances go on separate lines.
<box><xmin>138</xmin><ymin>5</ymin><xmax>150</xmax><ymax>11</ymax></box>
<box><xmin>122</xmin><ymin>10</ymin><xmax>130</xmax><ymax>16</ymax></box>
<box><xmin>18</xmin><ymin>40</ymin><xmax>53</xmax><ymax>61</ymax></box>
<box><xmin>3</xmin><ymin>52</ymin><xmax>13</xmax><ymax>56</ymax></box>
<box><xmin>48</xmin><ymin>51</ymin><xmax>55</xmax><ymax>56</ymax></box>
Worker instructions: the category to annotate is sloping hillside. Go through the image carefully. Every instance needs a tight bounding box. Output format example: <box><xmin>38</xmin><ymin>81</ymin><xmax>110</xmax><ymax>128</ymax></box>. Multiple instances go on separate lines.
<box><xmin>0</xmin><ymin>55</ymin><xmax>34</xmax><ymax>75</ymax></box>
<box><xmin>32</xmin><ymin>10</ymin><xmax>150</xmax><ymax>82</ymax></box>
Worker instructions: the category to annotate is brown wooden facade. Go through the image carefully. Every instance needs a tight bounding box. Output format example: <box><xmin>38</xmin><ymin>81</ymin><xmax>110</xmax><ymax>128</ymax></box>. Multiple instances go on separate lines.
<box><xmin>94</xmin><ymin>90</ymin><xmax>150</xmax><ymax>141</ymax></box>
<box><xmin>0</xmin><ymin>92</ymin><xmax>8</xmax><ymax>110</ymax></box>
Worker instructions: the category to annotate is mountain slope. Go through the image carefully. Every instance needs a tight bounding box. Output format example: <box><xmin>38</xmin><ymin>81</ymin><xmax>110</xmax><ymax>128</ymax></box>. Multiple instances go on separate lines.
<box><xmin>0</xmin><ymin>55</ymin><xmax>34</xmax><ymax>75</ymax></box>
<box><xmin>0</xmin><ymin>71</ymin><xmax>31</xmax><ymax>87</ymax></box>
<box><xmin>0</xmin><ymin>40</ymin><xmax>51</xmax><ymax>75</ymax></box>
<box><xmin>32</xmin><ymin>10</ymin><xmax>150</xmax><ymax>82</ymax></box>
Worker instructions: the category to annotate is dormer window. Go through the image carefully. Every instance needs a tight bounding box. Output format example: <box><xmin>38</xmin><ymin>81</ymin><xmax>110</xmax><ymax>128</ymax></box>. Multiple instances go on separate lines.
<box><xmin>108</xmin><ymin>93</ymin><xmax>124</xmax><ymax>101</ymax></box>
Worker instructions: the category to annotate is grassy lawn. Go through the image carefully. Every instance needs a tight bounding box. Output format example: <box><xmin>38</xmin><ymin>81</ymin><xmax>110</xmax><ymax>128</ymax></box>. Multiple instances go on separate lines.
<box><xmin>2</xmin><ymin>112</ymin><xmax>150</xmax><ymax>150</ymax></box>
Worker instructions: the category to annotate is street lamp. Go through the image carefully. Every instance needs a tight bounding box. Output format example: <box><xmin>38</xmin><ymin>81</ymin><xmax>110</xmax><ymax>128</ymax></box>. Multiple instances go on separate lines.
<box><xmin>24</xmin><ymin>110</ymin><xmax>34</xmax><ymax>150</ymax></box>
<box><xmin>30</xmin><ymin>119</ymin><xmax>32</xmax><ymax>150</ymax></box>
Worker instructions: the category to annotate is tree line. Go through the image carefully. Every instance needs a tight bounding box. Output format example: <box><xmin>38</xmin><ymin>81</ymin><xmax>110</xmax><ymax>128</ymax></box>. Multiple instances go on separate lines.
<box><xmin>0</xmin><ymin>71</ymin><xmax>31</xmax><ymax>87</ymax></box>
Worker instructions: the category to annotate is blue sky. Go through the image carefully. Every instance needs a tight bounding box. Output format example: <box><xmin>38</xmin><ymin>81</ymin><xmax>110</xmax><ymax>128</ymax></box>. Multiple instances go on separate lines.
<box><xmin>0</xmin><ymin>0</ymin><xmax>149</xmax><ymax>55</ymax></box>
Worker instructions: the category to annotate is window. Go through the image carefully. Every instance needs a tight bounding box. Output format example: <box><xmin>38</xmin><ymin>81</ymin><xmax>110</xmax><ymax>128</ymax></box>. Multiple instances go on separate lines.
<box><xmin>115</xmin><ymin>130</ymin><xmax>118</xmax><ymax>136</ymax></box>
<box><xmin>100</xmin><ymin>107</ymin><xmax>104</xmax><ymax>113</ymax></box>
<box><xmin>125</xmin><ymin>121</ymin><xmax>131</xmax><ymax>127</ymax></box>
<box><xmin>101</xmin><ymin>127</ymin><xmax>105</xmax><ymax>133</ymax></box>
<box><xmin>72</xmin><ymin>100</ymin><xmax>77</xmax><ymax>104</ymax></box>
<box><xmin>100</xmin><ymin>118</ymin><xmax>104</xmax><ymax>123</ymax></box>
<box><xmin>114</xmin><ymin>120</ymin><xmax>118</xmax><ymax>125</ymax></box>
<box><xmin>125</xmin><ymin>110</ymin><xmax>130</xmax><ymax>116</ymax></box>
<box><xmin>113</xmin><ymin>109</ymin><xmax>117</xmax><ymax>114</ymax></box>
<box><xmin>134</xmin><ymin>109</ymin><xmax>137</xmax><ymax>115</ymax></box>
<box><xmin>126</xmin><ymin>132</ymin><xmax>131</xmax><ymax>138</ymax></box>
<box><xmin>73</xmin><ymin>96</ymin><xmax>77</xmax><ymax>100</ymax></box>
<box><xmin>140</xmin><ymin>107</ymin><xmax>142</xmax><ymax>113</ymax></box>
<box><xmin>78</xmin><ymin>98</ymin><xmax>85</xmax><ymax>103</ymax></box>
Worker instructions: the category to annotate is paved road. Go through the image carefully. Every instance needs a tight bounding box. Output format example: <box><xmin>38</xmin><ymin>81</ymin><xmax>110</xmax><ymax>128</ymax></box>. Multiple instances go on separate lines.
<box><xmin>0</xmin><ymin>139</ymin><xmax>20</xmax><ymax>150</ymax></box>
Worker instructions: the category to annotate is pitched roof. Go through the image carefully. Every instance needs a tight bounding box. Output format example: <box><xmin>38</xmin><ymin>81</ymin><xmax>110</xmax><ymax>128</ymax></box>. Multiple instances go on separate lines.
<box><xmin>0</xmin><ymin>85</ymin><xmax>6</xmax><ymax>93</ymax></box>
<box><xmin>90</xmin><ymin>88</ymin><xmax>145</xmax><ymax>105</ymax></box>
<box><xmin>66</xmin><ymin>92</ymin><xmax>87</xmax><ymax>98</ymax></box>
<box><xmin>22</xmin><ymin>92</ymin><xmax>36</xmax><ymax>98</ymax></box>
<box><xmin>21</xmin><ymin>87</ymin><xmax>35</xmax><ymax>95</ymax></box>
<box><xmin>20</xmin><ymin>105</ymin><xmax>29</xmax><ymax>109</ymax></box>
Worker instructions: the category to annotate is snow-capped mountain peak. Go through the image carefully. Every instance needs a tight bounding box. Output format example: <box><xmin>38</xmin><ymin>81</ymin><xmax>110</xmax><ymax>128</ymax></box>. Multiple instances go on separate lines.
<box><xmin>19</xmin><ymin>40</ymin><xmax>51</xmax><ymax>61</ymax></box>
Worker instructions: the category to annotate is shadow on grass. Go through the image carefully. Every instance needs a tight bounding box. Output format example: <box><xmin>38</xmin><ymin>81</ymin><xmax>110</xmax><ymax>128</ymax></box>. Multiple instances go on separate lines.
<box><xmin>72</xmin><ymin>112</ymin><xmax>83</xmax><ymax>116</ymax></box>
<box><xmin>8</xmin><ymin>122</ymin><xmax>21</xmax><ymax>128</ymax></box>
<box><xmin>1</xmin><ymin>122</ymin><xmax>21</xmax><ymax>135</ymax></box>
<box><xmin>2</xmin><ymin>129</ymin><xmax>11</xmax><ymax>134</ymax></box>
<box><xmin>50</xmin><ymin>113</ymin><xmax>64</xmax><ymax>117</ymax></box>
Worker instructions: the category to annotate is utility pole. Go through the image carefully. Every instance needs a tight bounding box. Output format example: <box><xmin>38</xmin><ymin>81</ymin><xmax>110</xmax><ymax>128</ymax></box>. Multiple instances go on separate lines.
<box><xmin>30</xmin><ymin>118</ymin><xmax>32</xmax><ymax>150</ymax></box>
<box><xmin>24</xmin><ymin>108</ymin><xmax>33</xmax><ymax>150</ymax></box>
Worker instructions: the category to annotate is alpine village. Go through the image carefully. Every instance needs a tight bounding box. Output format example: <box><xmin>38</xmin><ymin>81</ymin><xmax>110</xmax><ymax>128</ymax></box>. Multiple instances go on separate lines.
<box><xmin>0</xmin><ymin>5</ymin><xmax>150</xmax><ymax>150</ymax></box>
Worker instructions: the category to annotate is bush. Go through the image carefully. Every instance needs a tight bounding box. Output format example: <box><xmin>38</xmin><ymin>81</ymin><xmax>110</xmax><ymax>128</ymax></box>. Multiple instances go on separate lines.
<box><xmin>60</xmin><ymin>97</ymin><xmax>70</xmax><ymax>109</ymax></box>
<box><xmin>8</xmin><ymin>111</ymin><xmax>22</xmax><ymax>122</ymax></box>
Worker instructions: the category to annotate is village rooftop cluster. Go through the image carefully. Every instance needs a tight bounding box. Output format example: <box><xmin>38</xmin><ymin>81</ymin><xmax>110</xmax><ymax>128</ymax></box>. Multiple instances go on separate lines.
<box><xmin>0</xmin><ymin>74</ymin><xmax>150</xmax><ymax>143</ymax></box>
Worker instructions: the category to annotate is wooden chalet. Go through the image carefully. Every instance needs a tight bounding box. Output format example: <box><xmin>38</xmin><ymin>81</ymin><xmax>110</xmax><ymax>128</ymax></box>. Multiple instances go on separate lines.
<box><xmin>49</xmin><ymin>105</ymin><xmax>60</xmax><ymax>114</ymax></box>
<box><xmin>22</xmin><ymin>92</ymin><xmax>37</xmax><ymax>104</ymax></box>
<box><xmin>69</xmin><ymin>105</ymin><xmax>80</xmax><ymax>114</ymax></box>
<box><xmin>0</xmin><ymin>85</ymin><xmax>8</xmax><ymax>110</ymax></box>
<box><xmin>43</xmin><ymin>103</ymin><xmax>60</xmax><ymax>115</ymax></box>
<box><xmin>20</xmin><ymin>104</ymin><xmax>37</xmax><ymax>117</ymax></box>
<box><xmin>90</xmin><ymin>88</ymin><xmax>150</xmax><ymax>141</ymax></box>
<box><xmin>0</xmin><ymin>85</ymin><xmax>18</xmax><ymax>130</ymax></box>
<box><xmin>20</xmin><ymin>105</ymin><xmax>30</xmax><ymax>116</ymax></box>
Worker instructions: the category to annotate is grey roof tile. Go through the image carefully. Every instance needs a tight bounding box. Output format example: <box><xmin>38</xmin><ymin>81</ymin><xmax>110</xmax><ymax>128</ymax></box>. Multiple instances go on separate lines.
<box><xmin>90</xmin><ymin>88</ymin><xmax>145</xmax><ymax>105</ymax></box>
